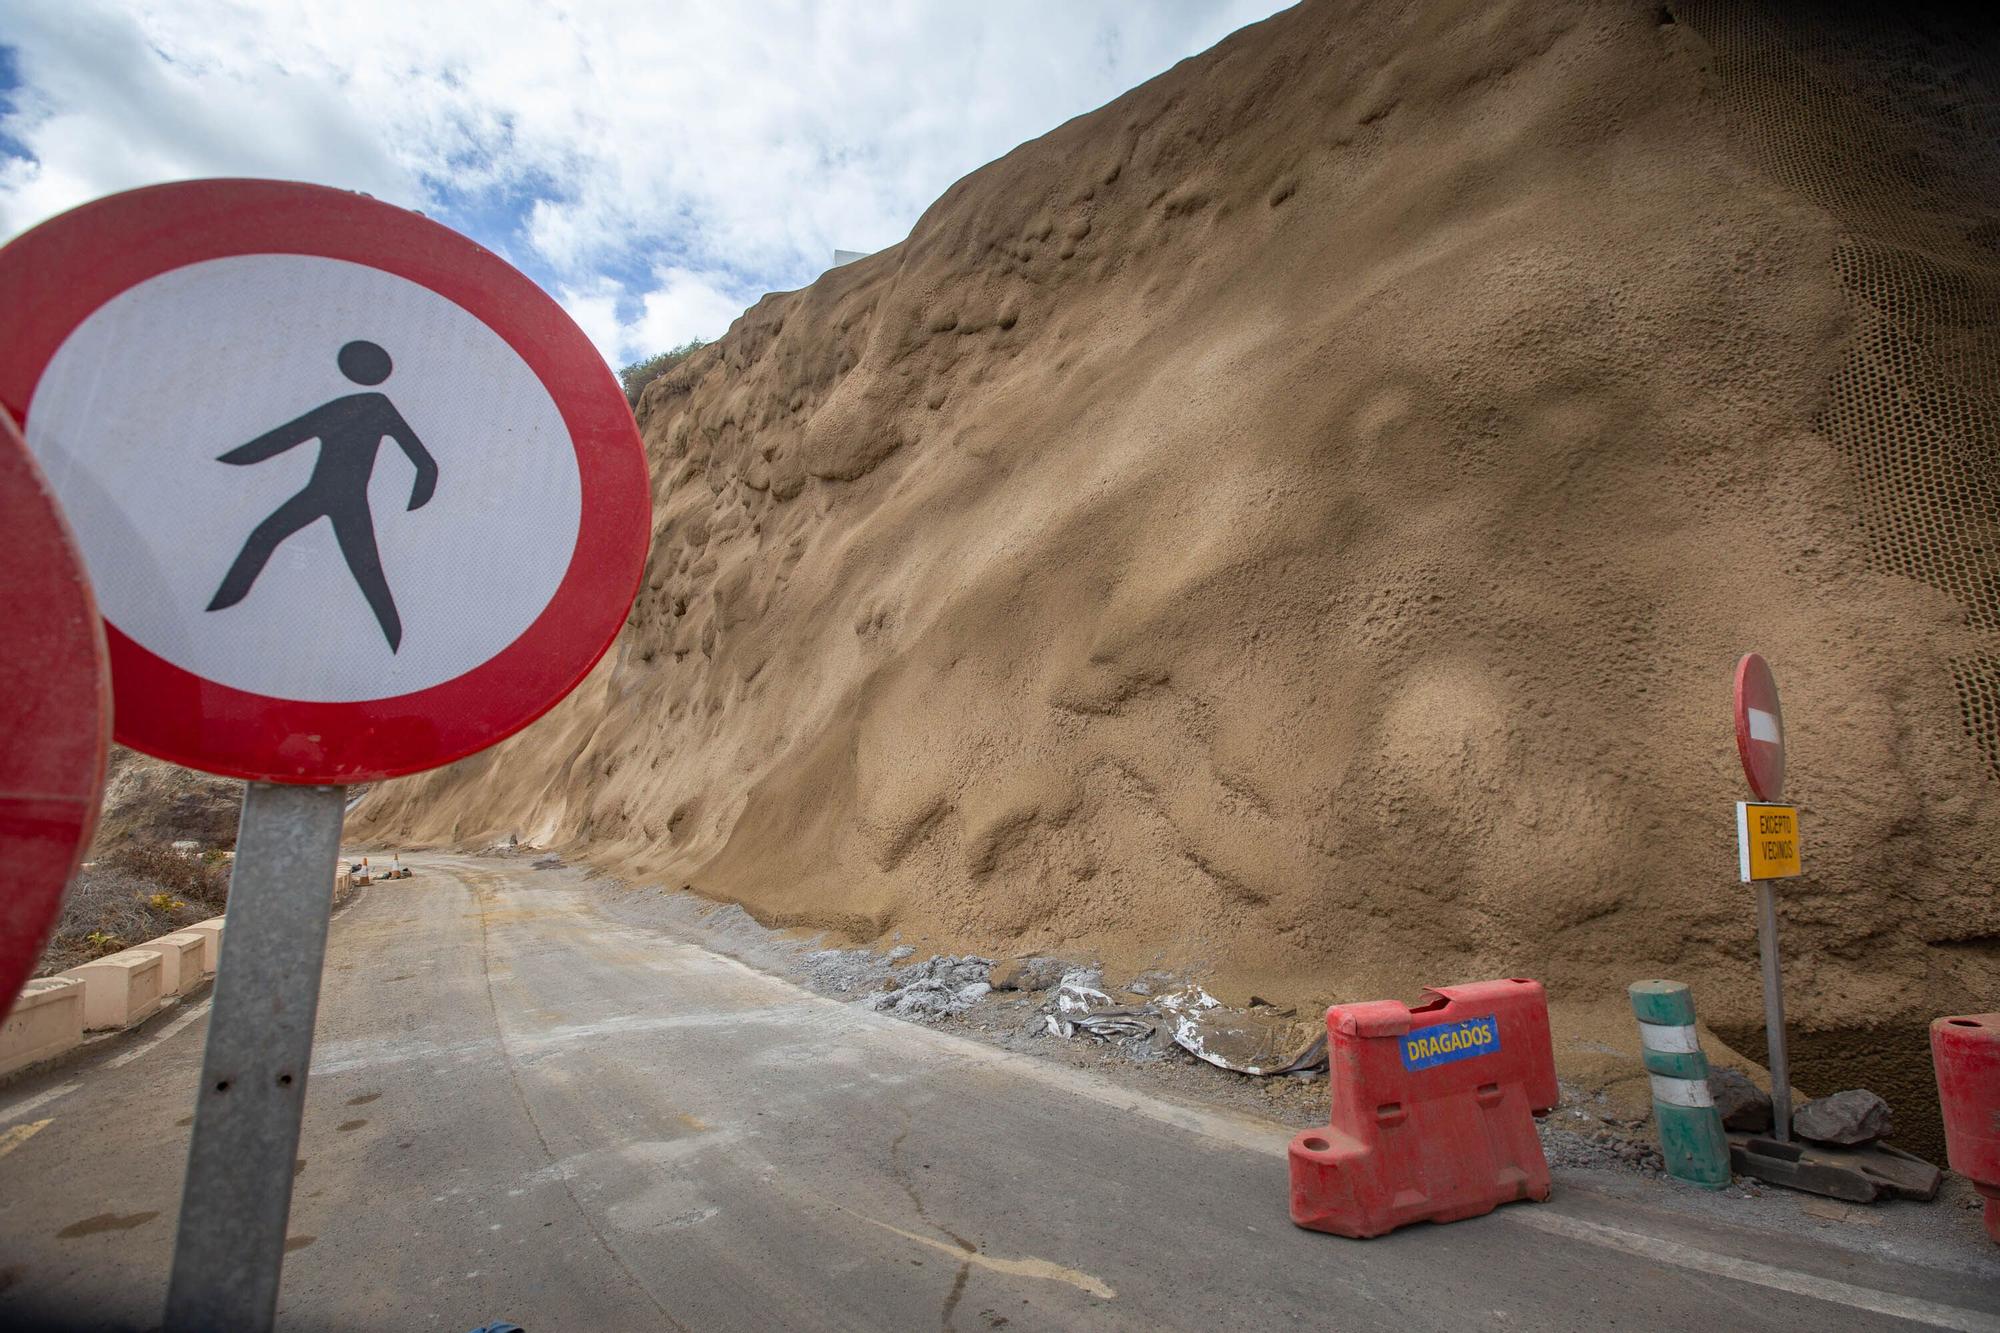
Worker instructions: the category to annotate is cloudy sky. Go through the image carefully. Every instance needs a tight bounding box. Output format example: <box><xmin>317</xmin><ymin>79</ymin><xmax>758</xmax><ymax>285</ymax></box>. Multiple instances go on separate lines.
<box><xmin>0</xmin><ymin>1</ymin><xmax>1287</xmax><ymax>369</ymax></box>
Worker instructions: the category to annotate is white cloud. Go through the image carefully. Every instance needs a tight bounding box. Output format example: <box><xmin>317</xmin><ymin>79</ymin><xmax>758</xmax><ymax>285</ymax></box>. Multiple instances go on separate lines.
<box><xmin>554</xmin><ymin>279</ymin><xmax>628</xmax><ymax>366</ymax></box>
<box><xmin>631</xmin><ymin>269</ymin><xmax>749</xmax><ymax>358</ymax></box>
<box><xmin>555</xmin><ymin>268</ymin><xmax>741</xmax><ymax>366</ymax></box>
<box><xmin>0</xmin><ymin>0</ymin><xmax>1292</xmax><ymax>365</ymax></box>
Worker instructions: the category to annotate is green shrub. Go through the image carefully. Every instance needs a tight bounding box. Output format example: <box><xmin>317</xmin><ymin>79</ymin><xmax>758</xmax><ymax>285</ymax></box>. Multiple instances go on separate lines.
<box><xmin>618</xmin><ymin>339</ymin><xmax>708</xmax><ymax>407</ymax></box>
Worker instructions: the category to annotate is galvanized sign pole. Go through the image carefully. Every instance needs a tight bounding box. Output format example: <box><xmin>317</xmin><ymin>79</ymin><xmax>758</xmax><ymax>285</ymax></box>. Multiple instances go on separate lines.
<box><xmin>1733</xmin><ymin>654</ymin><xmax>1800</xmax><ymax>1143</ymax></box>
<box><xmin>2</xmin><ymin>181</ymin><xmax>649</xmax><ymax>1326</ymax></box>
<box><xmin>1754</xmin><ymin>878</ymin><xmax>1792</xmax><ymax>1141</ymax></box>
<box><xmin>164</xmin><ymin>783</ymin><xmax>345</xmax><ymax>1332</ymax></box>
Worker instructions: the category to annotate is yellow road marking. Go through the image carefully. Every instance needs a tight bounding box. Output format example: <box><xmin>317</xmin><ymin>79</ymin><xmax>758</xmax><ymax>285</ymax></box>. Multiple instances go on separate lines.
<box><xmin>859</xmin><ymin>1214</ymin><xmax>1116</xmax><ymax>1299</ymax></box>
<box><xmin>0</xmin><ymin>1118</ymin><xmax>52</xmax><ymax>1159</ymax></box>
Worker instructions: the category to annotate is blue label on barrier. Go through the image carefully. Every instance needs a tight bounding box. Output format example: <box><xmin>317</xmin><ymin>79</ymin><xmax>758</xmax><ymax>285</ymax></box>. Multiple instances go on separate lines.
<box><xmin>1401</xmin><ymin>1015</ymin><xmax>1501</xmax><ymax>1071</ymax></box>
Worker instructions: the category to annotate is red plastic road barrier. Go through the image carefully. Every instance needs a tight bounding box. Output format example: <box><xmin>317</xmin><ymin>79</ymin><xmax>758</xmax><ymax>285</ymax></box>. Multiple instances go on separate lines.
<box><xmin>1932</xmin><ymin>1012</ymin><xmax>2000</xmax><ymax>1244</ymax></box>
<box><xmin>1290</xmin><ymin>978</ymin><xmax>1558</xmax><ymax>1238</ymax></box>
<box><xmin>0</xmin><ymin>410</ymin><xmax>110</xmax><ymax>1017</ymax></box>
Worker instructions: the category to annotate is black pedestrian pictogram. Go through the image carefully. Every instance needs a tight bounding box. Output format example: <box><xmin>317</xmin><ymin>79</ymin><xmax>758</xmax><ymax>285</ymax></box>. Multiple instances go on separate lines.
<box><xmin>206</xmin><ymin>341</ymin><xmax>438</xmax><ymax>651</ymax></box>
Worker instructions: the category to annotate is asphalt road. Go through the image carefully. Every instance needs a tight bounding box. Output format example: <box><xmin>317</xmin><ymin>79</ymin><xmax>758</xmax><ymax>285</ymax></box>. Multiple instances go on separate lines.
<box><xmin>3</xmin><ymin>854</ymin><xmax>1997</xmax><ymax>1331</ymax></box>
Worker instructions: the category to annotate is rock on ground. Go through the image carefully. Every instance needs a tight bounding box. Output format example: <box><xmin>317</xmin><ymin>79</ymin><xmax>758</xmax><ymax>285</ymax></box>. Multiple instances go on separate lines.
<box><xmin>1708</xmin><ymin>1067</ymin><xmax>1774</xmax><ymax>1134</ymax></box>
<box><xmin>988</xmin><ymin>956</ymin><xmax>1083</xmax><ymax>992</ymax></box>
<box><xmin>1792</xmin><ymin>1089</ymin><xmax>1894</xmax><ymax>1146</ymax></box>
<box><xmin>868</xmin><ymin>955</ymin><xmax>994</xmax><ymax>1020</ymax></box>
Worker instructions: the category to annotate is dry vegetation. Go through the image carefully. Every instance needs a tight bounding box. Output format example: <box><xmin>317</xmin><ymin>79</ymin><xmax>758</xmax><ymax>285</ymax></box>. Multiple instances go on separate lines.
<box><xmin>37</xmin><ymin>842</ymin><xmax>230</xmax><ymax>976</ymax></box>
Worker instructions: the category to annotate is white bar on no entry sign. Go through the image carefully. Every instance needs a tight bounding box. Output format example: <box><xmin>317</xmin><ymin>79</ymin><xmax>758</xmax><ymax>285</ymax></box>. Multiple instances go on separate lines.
<box><xmin>1747</xmin><ymin>708</ymin><xmax>1781</xmax><ymax>744</ymax></box>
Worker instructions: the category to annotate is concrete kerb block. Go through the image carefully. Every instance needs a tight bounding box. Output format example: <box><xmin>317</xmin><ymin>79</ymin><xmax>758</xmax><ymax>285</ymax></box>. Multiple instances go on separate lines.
<box><xmin>146</xmin><ymin>932</ymin><xmax>209</xmax><ymax>996</ymax></box>
<box><xmin>1</xmin><ymin>976</ymin><xmax>85</xmax><ymax>1076</ymax></box>
<box><xmin>62</xmin><ymin>950</ymin><xmax>166</xmax><ymax>1031</ymax></box>
<box><xmin>184</xmin><ymin>918</ymin><xmax>225</xmax><ymax>975</ymax></box>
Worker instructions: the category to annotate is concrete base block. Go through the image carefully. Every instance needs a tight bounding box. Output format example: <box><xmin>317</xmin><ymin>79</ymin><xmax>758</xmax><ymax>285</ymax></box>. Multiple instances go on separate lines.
<box><xmin>1</xmin><ymin>977</ymin><xmax>85</xmax><ymax>1076</ymax></box>
<box><xmin>146</xmin><ymin>932</ymin><xmax>209</xmax><ymax>995</ymax></box>
<box><xmin>184</xmin><ymin>918</ymin><xmax>225</xmax><ymax>974</ymax></box>
<box><xmin>62</xmin><ymin>950</ymin><xmax>166</xmax><ymax>1031</ymax></box>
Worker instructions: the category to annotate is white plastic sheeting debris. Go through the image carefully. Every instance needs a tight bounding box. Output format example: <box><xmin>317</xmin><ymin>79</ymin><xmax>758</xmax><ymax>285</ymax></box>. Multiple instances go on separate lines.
<box><xmin>1042</xmin><ymin>970</ymin><xmax>1158</xmax><ymax>1042</ymax></box>
<box><xmin>1155</xmin><ymin>987</ymin><xmax>1326</xmax><ymax>1076</ymax></box>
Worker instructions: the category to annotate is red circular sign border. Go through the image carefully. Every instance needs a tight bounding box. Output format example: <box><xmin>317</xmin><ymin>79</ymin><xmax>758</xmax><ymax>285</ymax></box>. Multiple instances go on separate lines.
<box><xmin>0</xmin><ymin>411</ymin><xmax>110</xmax><ymax>1010</ymax></box>
<box><xmin>1733</xmin><ymin>652</ymin><xmax>1785</xmax><ymax>804</ymax></box>
<box><xmin>0</xmin><ymin>180</ymin><xmax>650</xmax><ymax>784</ymax></box>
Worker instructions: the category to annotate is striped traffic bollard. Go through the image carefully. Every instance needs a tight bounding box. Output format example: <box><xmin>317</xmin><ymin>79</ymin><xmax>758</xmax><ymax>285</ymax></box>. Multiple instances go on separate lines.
<box><xmin>1628</xmin><ymin>980</ymin><xmax>1731</xmax><ymax>1189</ymax></box>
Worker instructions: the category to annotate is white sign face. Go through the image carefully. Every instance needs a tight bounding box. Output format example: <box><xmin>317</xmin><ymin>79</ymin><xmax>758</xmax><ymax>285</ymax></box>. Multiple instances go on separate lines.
<box><xmin>26</xmin><ymin>254</ymin><xmax>582</xmax><ymax>703</ymax></box>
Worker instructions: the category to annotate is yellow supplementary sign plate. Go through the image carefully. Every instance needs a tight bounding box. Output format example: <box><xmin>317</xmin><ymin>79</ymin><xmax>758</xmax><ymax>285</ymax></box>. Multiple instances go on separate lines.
<box><xmin>1737</xmin><ymin>802</ymin><xmax>1802</xmax><ymax>882</ymax></box>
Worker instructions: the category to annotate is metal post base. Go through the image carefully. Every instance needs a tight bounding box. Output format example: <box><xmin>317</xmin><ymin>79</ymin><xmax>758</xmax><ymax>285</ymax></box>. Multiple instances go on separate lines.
<box><xmin>165</xmin><ymin>782</ymin><xmax>345</xmax><ymax>1332</ymax></box>
<box><xmin>1756</xmin><ymin>881</ymin><xmax>1792</xmax><ymax>1144</ymax></box>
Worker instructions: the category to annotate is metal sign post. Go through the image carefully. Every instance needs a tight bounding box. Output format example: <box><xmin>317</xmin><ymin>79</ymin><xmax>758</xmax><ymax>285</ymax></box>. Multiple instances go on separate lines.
<box><xmin>1754</xmin><ymin>879</ymin><xmax>1793</xmax><ymax>1142</ymax></box>
<box><xmin>164</xmin><ymin>784</ymin><xmax>345</xmax><ymax>1331</ymax></box>
<box><xmin>1</xmin><ymin>180</ymin><xmax>649</xmax><ymax>1325</ymax></box>
<box><xmin>1732</xmin><ymin>655</ymin><xmax>1801</xmax><ymax>1142</ymax></box>
<box><xmin>1737</xmin><ymin>799</ymin><xmax>1803</xmax><ymax>1140</ymax></box>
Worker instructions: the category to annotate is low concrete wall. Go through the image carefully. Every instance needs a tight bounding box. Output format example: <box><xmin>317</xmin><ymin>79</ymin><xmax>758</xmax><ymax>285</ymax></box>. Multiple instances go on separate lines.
<box><xmin>0</xmin><ymin>976</ymin><xmax>84</xmax><ymax>1077</ymax></box>
<box><xmin>184</xmin><ymin>918</ymin><xmax>225</xmax><ymax>974</ymax></box>
<box><xmin>62</xmin><ymin>949</ymin><xmax>165</xmax><ymax>1031</ymax></box>
<box><xmin>147</xmin><ymin>932</ymin><xmax>208</xmax><ymax>996</ymax></box>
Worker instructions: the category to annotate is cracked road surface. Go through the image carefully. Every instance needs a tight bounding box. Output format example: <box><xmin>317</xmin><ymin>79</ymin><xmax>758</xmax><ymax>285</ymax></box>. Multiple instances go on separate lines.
<box><xmin>3</xmin><ymin>854</ymin><xmax>1997</xmax><ymax>1330</ymax></box>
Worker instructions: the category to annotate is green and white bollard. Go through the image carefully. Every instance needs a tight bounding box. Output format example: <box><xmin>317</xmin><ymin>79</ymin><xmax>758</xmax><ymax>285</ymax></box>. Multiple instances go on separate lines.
<box><xmin>1628</xmin><ymin>980</ymin><xmax>1731</xmax><ymax>1189</ymax></box>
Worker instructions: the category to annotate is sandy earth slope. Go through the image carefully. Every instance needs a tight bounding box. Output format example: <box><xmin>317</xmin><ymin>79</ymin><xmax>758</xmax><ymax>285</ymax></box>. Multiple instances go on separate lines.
<box><xmin>89</xmin><ymin>747</ymin><xmax>241</xmax><ymax>850</ymax></box>
<box><xmin>358</xmin><ymin>0</ymin><xmax>2000</xmax><ymax>1108</ymax></box>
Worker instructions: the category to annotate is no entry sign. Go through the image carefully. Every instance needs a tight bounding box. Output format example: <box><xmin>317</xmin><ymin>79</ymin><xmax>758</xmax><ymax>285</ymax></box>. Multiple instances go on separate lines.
<box><xmin>1733</xmin><ymin>652</ymin><xmax>1786</xmax><ymax>803</ymax></box>
<box><xmin>0</xmin><ymin>410</ymin><xmax>110</xmax><ymax>1012</ymax></box>
<box><xmin>0</xmin><ymin>180</ymin><xmax>649</xmax><ymax>783</ymax></box>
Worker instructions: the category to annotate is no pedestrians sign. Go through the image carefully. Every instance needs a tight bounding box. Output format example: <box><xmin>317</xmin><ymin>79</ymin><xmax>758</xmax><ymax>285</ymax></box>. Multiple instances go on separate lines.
<box><xmin>1</xmin><ymin>179</ymin><xmax>652</xmax><ymax>1330</ymax></box>
<box><xmin>0</xmin><ymin>179</ymin><xmax>650</xmax><ymax>783</ymax></box>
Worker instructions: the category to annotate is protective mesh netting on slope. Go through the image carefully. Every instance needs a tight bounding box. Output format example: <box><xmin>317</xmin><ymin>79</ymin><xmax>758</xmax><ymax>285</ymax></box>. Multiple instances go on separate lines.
<box><xmin>1677</xmin><ymin>1</ymin><xmax>2000</xmax><ymax>773</ymax></box>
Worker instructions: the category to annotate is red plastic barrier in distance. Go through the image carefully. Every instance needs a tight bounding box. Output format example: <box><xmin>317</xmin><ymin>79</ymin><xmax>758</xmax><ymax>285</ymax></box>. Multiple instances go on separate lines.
<box><xmin>1932</xmin><ymin>1013</ymin><xmax>2000</xmax><ymax>1244</ymax></box>
<box><xmin>1290</xmin><ymin>978</ymin><xmax>1558</xmax><ymax>1238</ymax></box>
